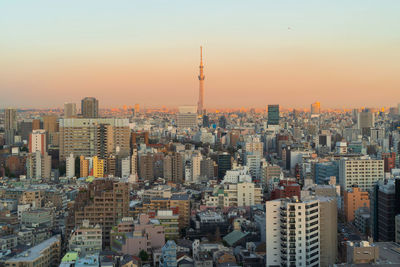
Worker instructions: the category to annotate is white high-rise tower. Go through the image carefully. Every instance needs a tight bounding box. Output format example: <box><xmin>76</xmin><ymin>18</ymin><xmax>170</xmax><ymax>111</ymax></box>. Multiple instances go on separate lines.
<box><xmin>197</xmin><ymin>46</ymin><xmax>205</xmax><ymax>115</ymax></box>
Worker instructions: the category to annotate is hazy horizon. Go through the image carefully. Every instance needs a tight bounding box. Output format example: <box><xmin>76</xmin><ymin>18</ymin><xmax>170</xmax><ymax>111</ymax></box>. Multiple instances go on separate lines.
<box><xmin>1</xmin><ymin>1</ymin><xmax>400</xmax><ymax>109</ymax></box>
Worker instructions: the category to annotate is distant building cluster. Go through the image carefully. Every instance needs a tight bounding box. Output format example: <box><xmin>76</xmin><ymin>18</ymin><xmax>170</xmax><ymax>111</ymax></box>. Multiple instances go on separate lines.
<box><xmin>2</xmin><ymin>53</ymin><xmax>400</xmax><ymax>267</ymax></box>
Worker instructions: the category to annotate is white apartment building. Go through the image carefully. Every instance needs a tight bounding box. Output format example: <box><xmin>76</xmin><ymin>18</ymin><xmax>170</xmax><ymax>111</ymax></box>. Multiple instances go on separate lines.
<box><xmin>204</xmin><ymin>182</ymin><xmax>262</xmax><ymax>208</ymax></box>
<box><xmin>121</xmin><ymin>156</ymin><xmax>131</xmax><ymax>178</ymax></box>
<box><xmin>221</xmin><ymin>166</ymin><xmax>252</xmax><ymax>184</ymax></box>
<box><xmin>246</xmin><ymin>154</ymin><xmax>262</xmax><ymax>180</ymax></box>
<box><xmin>66</xmin><ymin>153</ymin><xmax>75</xmax><ymax>178</ymax></box>
<box><xmin>339</xmin><ymin>158</ymin><xmax>384</xmax><ymax>191</ymax></box>
<box><xmin>266</xmin><ymin>197</ymin><xmax>320</xmax><ymax>267</ymax></box>
<box><xmin>29</xmin><ymin>129</ymin><xmax>47</xmax><ymax>155</ymax></box>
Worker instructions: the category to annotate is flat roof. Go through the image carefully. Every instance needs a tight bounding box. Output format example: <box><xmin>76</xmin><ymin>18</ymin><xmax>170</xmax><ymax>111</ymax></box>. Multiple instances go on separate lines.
<box><xmin>6</xmin><ymin>235</ymin><xmax>60</xmax><ymax>262</ymax></box>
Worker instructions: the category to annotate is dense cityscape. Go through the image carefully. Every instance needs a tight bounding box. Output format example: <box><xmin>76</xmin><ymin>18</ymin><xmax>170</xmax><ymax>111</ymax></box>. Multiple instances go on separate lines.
<box><xmin>2</xmin><ymin>1</ymin><xmax>400</xmax><ymax>267</ymax></box>
<box><xmin>1</xmin><ymin>45</ymin><xmax>400</xmax><ymax>267</ymax></box>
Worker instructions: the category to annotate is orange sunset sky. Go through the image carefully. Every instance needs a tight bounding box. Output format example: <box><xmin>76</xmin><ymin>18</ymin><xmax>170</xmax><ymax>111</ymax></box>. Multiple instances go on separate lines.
<box><xmin>1</xmin><ymin>1</ymin><xmax>400</xmax><ymax>109</ymax></box>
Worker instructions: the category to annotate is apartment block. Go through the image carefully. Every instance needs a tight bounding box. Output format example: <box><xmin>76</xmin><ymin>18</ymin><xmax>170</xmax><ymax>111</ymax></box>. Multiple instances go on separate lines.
<box><xmin>266</xmin><ymin>197</ymin><xmax>320</xmax><ymax>267</ymax></box>
<box><xmin>339</xmin><ymin>158</ymin><xmax>384</xmax><ymax>191</ymax></box>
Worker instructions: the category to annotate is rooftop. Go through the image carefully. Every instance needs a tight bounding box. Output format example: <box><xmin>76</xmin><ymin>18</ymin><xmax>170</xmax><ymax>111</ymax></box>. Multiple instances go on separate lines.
<box><xmin>6</xmin><ymin>235</ymin><xmax>60</xmax><ymax>262</ymax></box>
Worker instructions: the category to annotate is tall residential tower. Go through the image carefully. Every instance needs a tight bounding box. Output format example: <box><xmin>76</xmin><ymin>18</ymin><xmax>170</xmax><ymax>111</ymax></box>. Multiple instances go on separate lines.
<box><xmin>197</xmin><ymin>46</ymin><xmax>205</xmax><ymax>115</ymax></box>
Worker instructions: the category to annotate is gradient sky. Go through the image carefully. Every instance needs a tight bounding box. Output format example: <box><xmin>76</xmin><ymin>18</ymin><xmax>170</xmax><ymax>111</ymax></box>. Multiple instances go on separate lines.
<box><xmin>1</xmin><ymin>0</ymin><xmax>400</xmax><ymax>109</ymax></box>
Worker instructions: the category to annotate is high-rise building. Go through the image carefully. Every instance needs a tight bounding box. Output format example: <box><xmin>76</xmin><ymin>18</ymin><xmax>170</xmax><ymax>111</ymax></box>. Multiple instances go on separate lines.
<box><xmin>29</xmin><ymin>129</ymin><xmax>47</xmax><ymax>155</ymax></box>
<box><xmin>339</xmin><ymin>158</ymin><xmax>384</xmax><ymax>191</ymax></box>
<box><xmin>4</xmin><ymin>108</ymin><xmax>17</xmax><ymax>145</ymax></box>
<box><xmin>66</xmin><ymin>154</ymin><xmax>75</xmax><ymax>178</ymax></box>
<box><xmin>164</xmin><ymin>152</ymin><xmax>184</xmax><ymax>183</ymax></box>
<box><xmin>343</xmin><ymin>187</ymin><xmax>370</xmax><ymax>222</ymax></box>
<box><xmin>200</xmin><ymin>157</ymin><xmax>215</xmax><ymax>179</ymax></box>
<box><xmin>59</xmin><ymin>118</ymin><xmax>130</xmax><ymax>160</ymax></box>
<box><xmin>32</xmin><ymin>119</ymin><xmax>41</xmax><ymax>130</ymax></box>
<box><xmin>268</xmin><ymin>104</ymin><xmax>280</xmax><ymax>125</ymax></box>
<box><xmin>80</xmin><ymin>155</ymin><xmax>89</xmax><ymax>177</ymax></box>
<box><xmin>318</xmin><ymin>196</ymin><xmax>337</xmax><ymax>267</ymax></box>
<box><xmin>139</xmin><ymin>153</ymin><xmax>154</xmax><ymax>181</ymax></box>
<box><xmin>64</xmin><ymin>102</ymin><xmax>77</xmax><ymax>118</ymax></box>
<box><xmin>92</xmin><ymin>156</ymin><xmax>104</xmax><ymax>178</ymax></box>
<box><xmin>26</xmin><ymin>150</ymin><xmax>52</xmax><ymax>180</ymax></box>
<box><xmin>18</xmin><ymin>120</ymin><xmax>33</xmax><ymax>142</ymax></box>
<box><xmin>197</xmin><ymin>46</ymin><xmax>205</xmax><ymax>115</ymax></box>
<box><xmin>217</xmin><ymin>153</ymin><xmax>232</xmax><ymax>179</ymax></box>
<box><xmin>131</xmin><ymin>147</ymin><xmax>138</xmax><ymax>176</ymax></box>
<box><xmin>218</xmin><ymin>116</ymin><xmax>227</xmax><ymax>129</ymax></box>
<box><xmin>121</xmin><ymin>156</ymin><xmax>130</xmax><ymax>178</ymax></box>
<box><xmin>176</xmin><ymin>106</ymin><xmax>197</xmax><ymax>128</ymax></box>
<box><xmin>266</xmin><ymin>197</ymin><xmax>320</xmax><ymax>267</ymax></box>
<box><xmin>81</xmin><ymin>97</ymin><xmax>99</xmax><ymax>118</ymax></box>
<box><xmin>357</xmin><ymin>110</ymin><xmax>374</xmax><ymax>136</ymax></box>
<box><xmin>43</xmin><ymin>115</ymin><xmax>58</xmax><ymax>133</ymax></box>
<box><xmin>311</xmin><ymin>101</ymin><xmax>321</xmax><ymax>114</ymax></box>
<box><xmin>67</xmin><ymin>179</ymin><xmax>130</xmax><ymax>247</ymax></box>
<box><xmin>371</xmin><ymin>179</ymin><xmax>400</xmax><ymax>242</ymax></box>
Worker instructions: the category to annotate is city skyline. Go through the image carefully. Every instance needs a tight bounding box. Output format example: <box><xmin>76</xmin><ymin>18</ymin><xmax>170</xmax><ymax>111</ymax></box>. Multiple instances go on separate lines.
<box><xmin>1</xmin><ymin>1</ymin><xmax>400</xmax><ymax>108</ymax></box>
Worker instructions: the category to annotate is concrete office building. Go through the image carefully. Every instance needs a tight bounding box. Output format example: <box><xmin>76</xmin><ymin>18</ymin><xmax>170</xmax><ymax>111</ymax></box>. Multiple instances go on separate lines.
<box><xmin>318</xmin><ymin>196</ymin><xmax>337</xmax><ymax>267</ymax></box>
<box><xmin>64</xmin><ymin>102</ymin><xmax>77</xmax><ymax>118</ymax></box>
<box><xmin>163</xmin><ymin>152</ymin><xmax>184</xmax><ymax>183</ymax></box>
<box><xmin>176</xmin><ymin>106</ymin><xmax>197</xmax><ymax>128</ymax></box>
<box><xmin>139</xmin><ymin>153</ymin><xmax>154</xmax><ymax>181</ymax></box>
<box><xmin>371</xmin><ymin>179</ymin><xmax>400</xmax><ymax>242</ymax></box>
<box><xmin>267</xmin><ymin>104</ymin><xmax>280</xmax><ymax>125</ymax></box>
<box><xmin>266</xmin><ymin>197</ymin><xmax>320</xmax><ymax>267</ymax></box>
<box><xmin>339</xmin><ymin>158</ymin><xmax>384</xmax><ymax>191</ymax></box>
<box><xmin>343</xmin><ymin>187</ymin><xmax>370</xmax><ymax>222</ymax></box>
<box><xmin>4</xmin><ymin>108</ymin><xmax>17</xmax><ymax>145</ymax></box>
<box><xmin>81</xmin><ymin>97</ymin><xmax>99</xmax><ymax>118</ymax></box>
<box><xmin>59</xmin><ymin>118</ymin><xmax>130</xmax><ymax>160</ymax></box>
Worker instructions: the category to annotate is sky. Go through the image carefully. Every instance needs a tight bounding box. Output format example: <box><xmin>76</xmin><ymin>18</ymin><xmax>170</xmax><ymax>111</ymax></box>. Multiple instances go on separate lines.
<box><xmin>1</xmin><ymin>0</ymin><xmax>400</xmax><ymax>109</ymax></box>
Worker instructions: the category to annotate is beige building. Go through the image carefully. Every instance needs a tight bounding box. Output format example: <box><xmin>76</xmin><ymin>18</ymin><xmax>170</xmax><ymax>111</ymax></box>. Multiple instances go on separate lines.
<box><xmin>4</xmin><ymin>235</ymin><xmax>60</xmax><ymax>267</ymax></box>
<box><xmin>59</xmin><ymin>118</ymin><xmax>130</xmax><ymax>160</ymax></box>
<box><xmin>318</xmin><ymin>196</ymin><xmax>338</xmax><ymax>267</ymax></box>
<box><xmin>339</xmin><ymin>158</ymin><xmax>384</xmax><ymax>191</ymax></box>
<box><xmin>204</xmin><ymin>182</ymin><xmax>262</xmax><ymax>208</ymax></box>
<box><xmin>69</xmin><ymin>219</ymin><xmax>102</xmax><ymax>255</ymax></box>
<box><xmin>346</xmin><ymin>241</ymin><xmax>379</xmax><ymax>264</ymax></box>
<box><xmin>156</xmin><ymin>210</ymin><xmax>179</xmax><ymax>240</ymax></box>
<box><xmin>176</xmin><ymin>106</ymin><xmax>197</xmax><ymax>128</ymax></box>
<box><xmin>163</xmin><ymin>152</ymin><xmax>184</xmax><ymax>183</ymax></box>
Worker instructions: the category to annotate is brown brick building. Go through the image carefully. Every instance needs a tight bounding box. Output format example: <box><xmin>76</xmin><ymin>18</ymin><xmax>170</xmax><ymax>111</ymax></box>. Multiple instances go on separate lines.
<box><xmin>66</xmin><ymin>179</ymin><xmax>130</xmax><ymax>248</ymax></box>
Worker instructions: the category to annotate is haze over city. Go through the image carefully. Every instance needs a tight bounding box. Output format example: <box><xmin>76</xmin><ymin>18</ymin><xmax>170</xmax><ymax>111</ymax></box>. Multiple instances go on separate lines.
<box><xmin>1</xmin><ymin>0</ymin><xmax>400</xmax><ymax>108</ymax></box>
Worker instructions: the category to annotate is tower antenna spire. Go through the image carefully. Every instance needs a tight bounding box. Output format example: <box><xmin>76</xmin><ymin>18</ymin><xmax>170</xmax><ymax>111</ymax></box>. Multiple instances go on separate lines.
<box><xmin>200</xmin><ymin>46</ymin><xmax>203</xmax><ymax>65</ymax></box>
<box><xmin>197</xmin><ymin>45</ymin><xmax>205</xmax><ymax>115</ymax></box>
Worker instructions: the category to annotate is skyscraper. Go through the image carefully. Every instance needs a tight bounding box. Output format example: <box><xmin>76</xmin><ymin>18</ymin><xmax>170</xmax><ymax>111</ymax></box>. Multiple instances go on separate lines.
<box><xmin>268</xmin><ymin>104</ymin><xmax>280</xmax><ymax>125</ymax></box>
<box><xmin>4</xmin><ymin>108</ymin><xmax>17</xmax><ymax>145</ymax></box>
<box><xmin>311</xmin><ymin>101</ymin><xmax>321</xmax><ymax>114</ymax></box>
<box><xmin>81</xmin><ymin>97</ymin><xmax>99</xmax><ymax>118</ymax></box>
<box><xmin>197</xmin><ymin>46</ymin><xmax>205</xmax><ymax>115</ymax></box>
<box><xmin>64</xmin><ymin>102</ymin><xmax>77</xmax><ymax>118</ymax></box>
